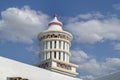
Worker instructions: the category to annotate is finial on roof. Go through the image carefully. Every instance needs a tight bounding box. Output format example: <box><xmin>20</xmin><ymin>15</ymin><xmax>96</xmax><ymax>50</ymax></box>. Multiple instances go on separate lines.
<box><xmin>54</xmin><ymin>13</ymin><xmax>58</xmax><ymax>17</ymax></box>
<box><xmin>48</xmin><ymin>14</ymin><xmax>63</xmax><ymax>27</ymax></box>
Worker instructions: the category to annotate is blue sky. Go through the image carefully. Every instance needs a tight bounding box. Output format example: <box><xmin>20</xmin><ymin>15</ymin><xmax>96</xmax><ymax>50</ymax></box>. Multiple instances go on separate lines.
<box><xmin>0</xmin><ymin>0</ymin><xmax>120</xmax><ymax>80</ymax></box>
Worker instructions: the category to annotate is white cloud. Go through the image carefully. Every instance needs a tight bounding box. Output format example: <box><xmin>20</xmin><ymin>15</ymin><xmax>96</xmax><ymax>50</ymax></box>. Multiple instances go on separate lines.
<box><xmin>65</xmin><ymin>13</ymin><xmax>120</xmax><ymax>44</ymax></box>
<box><xmin>0</xmin><ymin>7</ymin><xmax>120</xmax><ymax>80</ymax></box>
<box><xmin>26</xmin><ymin>45</ymin><xmax>39</xmax><ymax>54</ymax></box>
<box><xmin>113</xmin><ymin>43</ymin><xmax>120</xmax><ymax>50</ymax></box>
<box><xmin>80</xmin><ymin>75</ymin><xmax>94</xmax><ymax>80</ymax></box>
<box><xmin>79</xmin><ymin>12</ymin><xmax>104</xmax><ymax>20</ymax></box>
<box><xmin>113</xmin><ymin>3</ymin><xmax>120</xmax><ymax>11</ymax></box>
<box><xmin>105</xmin><ymin>58</ymin><xmax>120</xmax><ymax>69</ymax></box>
<box><xmin>70</xmin><ymin>49</ymin><xmax>120</xmax><ymax>80</ymax></box>
<box><xmin>0</xmin><ymin>6</ymin><xmax>49</xmax><ymax>43</ymax></box>
<box><xmin>79</xmin><ymin>59</ymin><xmax>101</xmax><ymax>74</ymax></box>
<box><xmin>71</xmin><ymin>50</ymin><xmax>89</xmax><ymax>63</ymax></box>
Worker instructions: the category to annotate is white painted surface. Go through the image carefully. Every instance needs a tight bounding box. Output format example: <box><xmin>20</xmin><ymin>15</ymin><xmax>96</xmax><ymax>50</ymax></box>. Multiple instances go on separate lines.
<box><xmin>68</xmin><ymin>43</ymin><xmax>70</xmax><ymax>51</ymax></box>
<box><xmin>47</xmin><ymin>52</ymin><xmax>50</xmax><ymax>59</ymax></box>
<box><xmin>56</xmin><ymin>51</ymin><xmax>59</xmax><ymax>59</ymax></box>
<box><xmin>65</xmin><ymin>42</ymin><xmax>67</xmax><ymax>50</ymax></box>
<box><xmin>61</xmin><ymin>41</ymin><xmax>64</xmax><ymax>50</ymax></box>
<box><xmin>65</xmin><ymin>53</ymin><xmax>67</xmax><ymax>62</ymax></box>
<box><xmin>72</xmin><ymin>67</ymin><xmax>76</xmax><ymax>72</ymax></box>
<box><xmin>48</xmin><ymin>16</ymin><xmax>63</xmax><ymax>31</ymax></box>
<box><xmin>44</xmin><ymin>52</ymin><xmax>46</xmax><ymax>60</ymax></box>
<box><xmin>47</xmin><ymin>41</ymin><xmax>50</xmax><ymax>49</ymax></box>
<box><xmin>48</xmin><ymin>25</ymin><xmax>63</xmax><ymax>31</ymax></box>
<box><xmin>0</xmin><ymin>56</ymin><xmax>82</xmax><ymax>80</ymax></box>
<box><xmin>61</xmin><ymin>52</ymin><xmax>63</xmax><ymax>61</ymax></box>
<box><xmin>56</xmin><ymin>40</ymin><xmax>59</xmax><ymax>49</ymax></box>
<box><xmin>44</xmin><ymin>42</ymin><xmax>46</xmax><ymax>50</ymax></box>
<box><xmin>52</xmin><ymin>41</ymin><xmax>54</xmax><ymax>49</ymax></box>
<box><xmin>52</xmin><ymin>61</ymin><xmax>57</xmax><ymax>67</ymax></box>
<box><xmin>38</xmin><ymin>15</ymin><xmax>78</xmax><ymax>76</ymax></box>
<box><xmin>52</xmin><ymin>51</ymin><xmax>54</xmax><ymax>59</ymax></box>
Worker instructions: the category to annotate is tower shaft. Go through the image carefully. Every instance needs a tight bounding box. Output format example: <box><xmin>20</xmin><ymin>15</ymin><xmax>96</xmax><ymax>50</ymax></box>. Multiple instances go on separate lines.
<box><xmin>37</xmin><ymin>15</ymin><xmax>78</xmax><ymax>77</ymax></box>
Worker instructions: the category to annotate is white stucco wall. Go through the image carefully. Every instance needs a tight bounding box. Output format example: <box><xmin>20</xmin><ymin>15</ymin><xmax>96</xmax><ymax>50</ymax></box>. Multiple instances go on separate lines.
<box><xmin>0</xmin><ymin>56</ymin><xmax>82</xmax><ymax>80</ymax></box>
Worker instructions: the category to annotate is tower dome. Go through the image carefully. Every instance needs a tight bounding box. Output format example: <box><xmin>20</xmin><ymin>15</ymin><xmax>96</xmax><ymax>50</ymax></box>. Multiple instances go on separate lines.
<box><xmin>48</xmin><ymin>14</ymin><xmax>63</xmax><ymax>30</ymax></box>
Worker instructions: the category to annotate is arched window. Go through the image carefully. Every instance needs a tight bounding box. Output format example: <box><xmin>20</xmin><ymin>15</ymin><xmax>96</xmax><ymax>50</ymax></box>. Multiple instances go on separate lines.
<box><xmin>63</xmin><ymin>35</ymin><xmax>65</xmax><ymax>39</ymax></box>
<box><xmin>58</xmin><ymin>34</ymin><xmax>61</xmax><ymax>38</ymax></box>
<box><xmin>67</xmin><ymin>36</ymin><xmax>68</xmax><ymax>40</ymax></box>
<box><xmin>60</xmin><ymin>34</ymin><xmax>63</xmax><ymax>38</ymax></box>
<box><xmin>54</xmin><ymin>35</ymin><xmax>58</xmax><ymax>38</ymax></box>
<box><xmin>46</xmin><ymin>35</ymin><xmax>49</xmax><ymax>38</ymax></box>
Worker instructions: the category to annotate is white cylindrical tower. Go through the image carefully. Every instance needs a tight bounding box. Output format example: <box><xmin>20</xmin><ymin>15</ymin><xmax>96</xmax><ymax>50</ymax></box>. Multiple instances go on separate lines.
<box><xmin>37</xmin><ymin>14</ymin><xmax>78</xmax><ymax>77</ymax></box>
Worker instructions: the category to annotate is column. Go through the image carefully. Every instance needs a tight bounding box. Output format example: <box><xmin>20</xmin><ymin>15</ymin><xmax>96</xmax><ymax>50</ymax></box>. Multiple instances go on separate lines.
<box><xmin>47</xmin><ymin>52</ymin><xmax>50</xmax><ymax>59</ymax></box>
<box><xmin>65</xmin><ymin>42</ymin><xmax>67</xmax><ymax>50</ymax></box>
<box><xmin>63</xmin><ymin>53</ymin><xmax>65</xmax><ymax>61</ymax></box>
<box><xmin>59</xmin><ymin>41</ymin><xmax>61</xmax><ymax>49</ymax></box>
<box><xmin>67</xmin><ymin>55</ymin><xmax>69</xmax><ymax>62</ymax></box>
<box><xmin>44</xmin><ymin>53</ymin><xmax>46</xmax><ymax>60</ymax></box>
<box><xmin>61</xmin><ymin>41</ymin><xmax>64</xmax><ymax>50</ymax></box>
<box><xmin>59</xmin><ymin>52</ymin><xmax>61</xmax><ymax>60</ymax></box>
<box><xmin>47</xmin><ymin>41</ymin><xmax>50</xmax><ymax>49</ymax></box>
<box><xmin>63</xmin><ymin>41</ymin><xmax>65</xmax><ymax>50</ymax></box>
<box><xmin>61</xmin><ymin>52</ymin><xmax>63</xmax><ymax>61</ymax></box>
<box><xmin>56</xmin><ymin>40</ymin><xmax>59</xmax><ymax>49</ymax></box>
<box><xmin>50</xmin><ymin>41</ymin><xmax>52</xmax><ymax>49</ymax></box>
<box><xmin>46</xmin><ymin>41</ymin><xmax>48</xmax><ymax>49</ymax></box>
<box><xmin>54</xmin><ymin>41</ymin><xmax>56</xmax><ymax>48</ymax></box>
<box><xmin>51</xmin><ymin>51</ymin><xmax>54</xmax><ymax>59</ymax></box>
<box><xmin>65</xmin><ymin>53</ymin><xmax>67</xmax><ymax>62</ymax></box>
<box><xmin>44</xmin><ymin>42</ymin><xmax>46</xmax><ymax>50</ymax></box>
<box><xmin>68</xmin><ymin>43</ymin><xmax>70</xmax><ymax>51</ymax></box>
<box><xmin>56</xmin><ymin>51</ymin><xmax>59</xmax><ymax>59</ymax></box>
<box><xmin>52</xmin><ymin>41</ymin><xmax>54</xmax><ymax>49</ymax></box>
<box><xmin>50</xmin><ymin>51</ymin><xmax>51</xmax><ymax>59</ymax></box>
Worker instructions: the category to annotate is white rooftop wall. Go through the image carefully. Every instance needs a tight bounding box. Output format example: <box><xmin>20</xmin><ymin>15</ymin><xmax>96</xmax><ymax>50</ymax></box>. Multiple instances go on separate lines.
<box><xmin>0</xmin><ymin>56</ymin><xmax>82</xmax><ymax>80</ymax></box>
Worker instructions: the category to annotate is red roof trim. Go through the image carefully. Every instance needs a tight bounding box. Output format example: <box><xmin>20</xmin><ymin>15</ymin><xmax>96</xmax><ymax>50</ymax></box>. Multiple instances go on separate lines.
<box><xmin>48</xmin><ymin>22</ymin><xmax>62</xmax><ymax>27</ymax></box>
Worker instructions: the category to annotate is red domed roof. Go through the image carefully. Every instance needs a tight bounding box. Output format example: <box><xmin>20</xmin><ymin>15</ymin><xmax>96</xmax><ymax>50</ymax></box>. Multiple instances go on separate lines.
<box><xmin>48</xmin><ymin>14</ymin><xmax>63</xmax><ymax>27</ymax></box>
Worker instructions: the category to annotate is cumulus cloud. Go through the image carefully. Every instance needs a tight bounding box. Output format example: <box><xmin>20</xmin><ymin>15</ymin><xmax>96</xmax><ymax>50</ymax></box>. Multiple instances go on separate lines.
<box><xmin>65</xmin><ymin>13</ymin><xmax>120</xmax><ymax>44</ymax></box>
<box><xmin>79</xmin><ymin>12</ymin><xmax>104</xmax><ymax>20</ymax></box>
<box><xmin>113</xmin><ymin>3</ymin><xmax>120</xmax><ymax>11</ymax></box>
<box><xmin>26</xmin><ymin>45</ymin><xmax>39</xmax><ymax>54</ymax></box>
<box><xmin>70</xmin><ymin>49</ymin><xmax>120</xmax><ymax>80</ymax></box>
<box><xmin>70</xmin><ymin>50</ymin><xmax>89</xmax><ymax>64</ymax></box>
<box><xmin>113</xmin><ymin>43</ymin><xmax>120</xmax><ymax>50</ymax></box>
<box><xmin>1</xmin><ymin>6</ymin><xmax>120</xmax><ymax>80</ymax></box>
<box><xmin>0</xmin><ymin>6</ymin><xmax>49</xmax><ymax>43</ymax></box>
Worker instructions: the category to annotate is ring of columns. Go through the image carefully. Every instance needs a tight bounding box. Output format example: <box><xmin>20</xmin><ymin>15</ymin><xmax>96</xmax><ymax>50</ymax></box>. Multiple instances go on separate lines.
<box><xmin>39</xmin><ymin>31</ymin><xmax>72</xmax><ymax>63</ymax></box>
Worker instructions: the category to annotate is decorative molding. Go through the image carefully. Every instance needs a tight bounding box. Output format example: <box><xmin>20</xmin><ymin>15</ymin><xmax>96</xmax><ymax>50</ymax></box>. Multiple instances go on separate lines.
<box><xmin>7</xmin><ymin>77</ymin><xmax>28</xmax><ymax>80</ymax></box>
<box><xmin>40</xmin><ymin>49</ymin><xmax>71</xmax><ymax>56</ymax></box>
<box><xmin>37</xmin><ymin>58</ymin><xmax>78</xmax><ymax>67</ymax></box>
<box><xmin>49</xmin><ymin>66</ymin><xmax>78</xmax><ymax>75</ymax></box>
<box><xmin>38</xmin><ymin>30</ymin><xmax>73</xmax><ymax>41</ymax></box>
